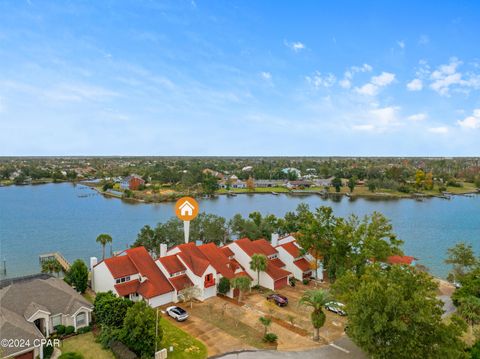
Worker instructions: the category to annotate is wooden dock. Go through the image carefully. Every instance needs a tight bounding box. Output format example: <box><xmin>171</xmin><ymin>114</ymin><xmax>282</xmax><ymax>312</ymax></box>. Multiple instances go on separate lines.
<box><xmin>39</xmin><ymin>252</ymin><xmax>71</xmax><ymax>272</ymax></box>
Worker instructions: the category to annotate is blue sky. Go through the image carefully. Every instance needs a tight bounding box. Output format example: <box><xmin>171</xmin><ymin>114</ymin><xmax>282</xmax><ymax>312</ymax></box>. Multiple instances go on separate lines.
<box><xmin>0</xmin><ymin>1</ymin><xmax>479</xmax><ymax>156</ymax></box>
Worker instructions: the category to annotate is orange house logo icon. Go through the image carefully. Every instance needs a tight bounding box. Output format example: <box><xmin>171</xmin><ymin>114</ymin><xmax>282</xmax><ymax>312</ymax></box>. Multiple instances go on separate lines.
<box><xmin>175</xmin><ymin>197</ymin><xmax>199</xmax><ymax>221</ymax></box>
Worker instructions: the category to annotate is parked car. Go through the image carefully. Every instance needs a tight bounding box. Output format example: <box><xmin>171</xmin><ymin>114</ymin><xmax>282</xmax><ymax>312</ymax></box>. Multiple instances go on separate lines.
<box><xmin>166</xmin><ymin>306</ymin><xmax>189</xmax><ymax>321</ymax></box>
<box><xmin>325</xmin><ymin>301</ymin><xmax>346</xmax><ymax>316</ymax></box>
<box><xmin>267</xmin><ymin>293</ymin><xmax>288</xmax><ymax>307</ymax></box>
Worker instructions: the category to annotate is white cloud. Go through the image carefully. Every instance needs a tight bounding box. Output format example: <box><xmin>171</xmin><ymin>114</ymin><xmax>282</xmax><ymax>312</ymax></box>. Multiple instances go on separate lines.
<box><xmin>397</xmin><ymin>40</ymin><xmax>405</xmax><ymax>49</ymax></box>
<box><xmin>407</xmin><ymin>113</ymin><xmax>427</xmax><ymax>121</ymax></box>
<box><xmin>356</xmin><ymin>83</ymin><xmax>378</xmax><ymax>96</ymax></box>
<box><xmin>260</xmin><ymin>72</ymin><xmax>272</xmax><ymax>80</ymax></box>
<box><xmin>306</xmin><ymin>71</ymin><xmax>336</xmax><ymax>89</ymax></box>
<box><xmin>355</xmin><ymin>72</ymin><xmax>395</xmax><ymax>96</ymax></box>
<box><xmin>284</xmin><ymin>40</ymin><xmax>305</xmax><ymax>52</ymax></box>
<box><xmin>371</xmin><ymin>72</ymin><xmax>395</xmax><ymax>86</ymax></box>
<box><xmin>457</xmin><ymin>109</ymin><xmax>480</xmax><ymax>129</ymax></box>
<box><xmin>339</xmin><ymin>64</ymin><xmax>372</xmax><ymax>89</ymax></box>
<box><xmin>428</xmin><ymin>126</ymin><xmax>449</xmax><ymax>134</ymax></box>
<box><xmin>351</xmin><ymin>106</ymin><xmax>400</xmax><ymax>132</ymax></box>
<box><xmin>370</xmin><ymin>106</ymin><xmax>399</xmax><ymax>125</ymax></box>
<box><xmin>407</xmin><ymin>78</ymin><xmax>423</xmax><ymax>91</ymax></box>
<box><xmin>427</xmin><ymin>58</ymin><xmax>480</xmax><ymax>96</ymax></box>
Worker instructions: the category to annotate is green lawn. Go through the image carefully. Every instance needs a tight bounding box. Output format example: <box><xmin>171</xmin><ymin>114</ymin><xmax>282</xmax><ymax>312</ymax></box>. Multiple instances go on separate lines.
<box><xmin>160</xmin><ymin>318</ymin><xmax>207</xmax><ymax>359</ymax></box>
<box><xmin>61</xmin><ymin>332</ymin><xmax>114</xmax><ymax>359</ymax></box>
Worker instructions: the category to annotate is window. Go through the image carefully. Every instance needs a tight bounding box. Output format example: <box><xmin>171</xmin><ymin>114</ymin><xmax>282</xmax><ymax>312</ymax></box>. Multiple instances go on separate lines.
<box><xmin>52</xmin><ymin>314</ymin><xmax>62</xmax><ymax>328</ymax></box>
<box><xmin>115</xmin><ymin>276</ymin><xmax>131</xmax><ymax>284</ymax></box>
<box><xmin>204</xmin><ymin>273</ymin><xmax>215</xmax><ymax>288</ymax></box>
<box><xmin>76</xmin><ymin>312</ymin><xmax>86</xmax><ymax>327</ymax></box>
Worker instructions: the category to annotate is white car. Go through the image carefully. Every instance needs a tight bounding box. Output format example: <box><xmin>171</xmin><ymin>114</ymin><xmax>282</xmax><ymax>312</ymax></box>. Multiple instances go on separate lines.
<box><xmin>166</xmin><ymin>306</ymin><xmax>189</xmax><ymax>321</ymax></box>
<box><xmin>325</xmin><ymin>301</ymin><xmax>347</xmax><ymax>316</ymax></box>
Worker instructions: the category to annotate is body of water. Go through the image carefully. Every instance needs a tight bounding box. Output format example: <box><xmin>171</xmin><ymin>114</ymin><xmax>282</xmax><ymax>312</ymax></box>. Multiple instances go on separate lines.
<box><xmin>1</xmin><ymin>183</ymin><xmax>479</xmax><ymax>278</ymax></box>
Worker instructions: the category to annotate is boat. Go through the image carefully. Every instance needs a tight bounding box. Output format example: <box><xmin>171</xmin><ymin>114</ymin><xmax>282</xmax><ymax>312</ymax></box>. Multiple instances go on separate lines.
<box><xmin>271</xmin><ymin>191</ymin><xmax>279</xmax><ymax>195</ymax></box>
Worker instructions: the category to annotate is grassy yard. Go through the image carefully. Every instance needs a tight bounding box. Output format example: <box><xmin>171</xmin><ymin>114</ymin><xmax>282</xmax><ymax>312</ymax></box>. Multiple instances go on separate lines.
<box><xmin>160</xmin><ymin>317</ymin><xmax>208</xmax><ymax>359</ymax></box>
<box><xmin>61</xmin><ymin>332</ymin><xmax>114</xmax><ymax>359</ymax></box>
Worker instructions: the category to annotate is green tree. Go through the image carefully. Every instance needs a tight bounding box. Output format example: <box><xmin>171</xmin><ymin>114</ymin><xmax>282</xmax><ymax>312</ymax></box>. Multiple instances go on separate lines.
<box><xmin>348</xmin><ymin>177</ymin><xmax>356</xmax><ymax>193</ymax></box>
<box><xmin>65</xmin><ymin>259</ymin><xmax>88</xmax><ymax>293</ymax></box>
<box><xmin>333</xmin><ymin>265</ymin><xmax>467</xmax><ymax>359</ymax></box>
<box><xmin>259</xmin><ymin>316</ymin><xmax>272</xmax><ymax>336</ymax></box>
<box><xmin>41</xmin><ymin>258</ymin><xmax>63</xmax><ymax>277</ymax></box>
<box><xmin>250</xmin><ymin>254</ymin><xmax>268</xmax><ymax>287</ymax></box>
<box><xmin>231</xmin><ymin>276</ymin><xmax>252</xmax><ymax>303</ymax></box>
<box><xmin>445</xmin><ymin>242</ymin><xmax>477</xmax><ymax>282</ymax></box>
<box><xmin>297</xmin><ymin>206</ymin><xmax>337</xmax><ymax>279</ymax></box>
<box><xmin>218</xmin><ymin>277</ymin><xmax>231</xmax><ymax>295</ymax></box>
<box><xmin>191</xmin><ymin>213</ymin><xmax>229</xmax><ymax>245</ymax></box>
<box><xmin>133</xmin><ymin>218</ymin><xmax>184</xmax><ymax>256</ymax></box>
<box><xmin>94</xmin><ymin>291</ymin><xmax>133</xmax><ymax>328</ymax></box>
<box><xmin>458</xmin><ymin>296</ymin><xmax>480</xmax><ymax>331</ymax></box>
<box><xmin>331</xmin><ymin>177</ymin><xmax>342</xmax><ymax>192</ymax></box>
<box><xmin>201</xmin><ymin>174</ymin><xmax>219</xmax><ymax>195</ymax></box>
<box><xmin>96</xmin><ymin>233</ymin><xmax>112</xmax><ymax>260</ymax></box>
<box><xmin>121</xmin><ymin>301</ymin><xmax>162</xmax><ymax>358</ymax></box>
<box><xmin>299</xmin><ymin>289</ymin><xmax>330</xmax><ymax>341</ymax></box>
<box><xmin>415</xmin><ymin>169</ymin><xmax>426</xmax><ymax>188</ymax></box>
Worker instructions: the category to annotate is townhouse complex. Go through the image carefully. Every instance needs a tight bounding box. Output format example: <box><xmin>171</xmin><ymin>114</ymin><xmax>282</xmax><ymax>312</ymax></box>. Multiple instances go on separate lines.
<box><xmin>91</xmin><ymin>235</ymin><xmax>322</xmax><ymax>307</ymax></box>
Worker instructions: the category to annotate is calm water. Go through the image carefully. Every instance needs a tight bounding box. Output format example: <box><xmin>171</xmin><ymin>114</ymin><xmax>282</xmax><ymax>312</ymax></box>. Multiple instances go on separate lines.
<box><xmin>0</xmin><ymin>183</ymin><xmax>479</xmax><ymax>279</ymax></box>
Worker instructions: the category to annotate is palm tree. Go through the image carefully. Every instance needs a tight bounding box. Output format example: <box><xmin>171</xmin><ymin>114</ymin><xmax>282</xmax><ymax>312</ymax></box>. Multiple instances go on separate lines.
<box><xmin>41</xmin><ymin>259</ymin><xmax>62</xmax><ymax>277</ymax></box>
<box><xmin>250</xmin><ymin>253</ymin><xmax>268</xmax><ymax>287</ymax></box>
<box><xmin>259</xmin><ymin>316</ymin><xmax>272</xmax><ymax>336</ymax></box>
<box><xmin>96</xmin><ymin>233</ymin><xmax>113</xmax><ymax>260</ymax></box>
<box><xmin>231</xmin><ymin>276</ymin><xmax>252</xmax><ymax>303</ymax></box>
<box><xmin>458</xmin><ymin>296</ymin><xmax>480</xmax><ymax>331</ymax></box>
<box><xmin>299</xmin><ymin>289</ymin><xmax>330</xmax><ymax>341</ymax></box>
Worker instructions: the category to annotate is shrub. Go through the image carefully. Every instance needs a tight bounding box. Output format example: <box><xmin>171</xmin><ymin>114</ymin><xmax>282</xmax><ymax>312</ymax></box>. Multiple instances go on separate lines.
<box><xmin>58</xmin><ymin>353</ymin><xmax>83</xmax><ymax>359</ymax></box>
<box><xmin>263</xmin><ymin>333</ymin><xmax>278</xmax><ymax>343</ymax></box>
<box><xmin>302</xmin><ymin>278</ymin><xmax>310</xmax><ymax>285</ymax></box>
<box><xmin>96</xmin><ymin>325</ymin><xmax>120</xmax><ymax>349</ymax></box>
<box><xmin>76</xmin><ymin>325</ymin><xmax>91</xmax><ymax>334</ymax></box>
<box><xmin>65</xmin><ymin>326</ymin><xmax>75</xmax><ymax>335</ymax></box>
<box><xmin>110</xmin><ymin>340</ymin><xmax>138</xmax><ymax>359</ymax></box>
<box><xmin>217</xmin><ymin>277</ymin><xmax>231</xmax><ymax>295</ymax></box>
<box><xmin>43</xmin><ymin>343</ymin><xmax>54</xmax><ymax>359</ymax></box>
<box><xmin>55</xmin><ymin>325</ymin><xmax>66</xmax><ymax>335</ymax></box>
<box><xmin>289</xmin><ymin>277</ymin><xmax>297</xmax><ymax>287</ymax></box>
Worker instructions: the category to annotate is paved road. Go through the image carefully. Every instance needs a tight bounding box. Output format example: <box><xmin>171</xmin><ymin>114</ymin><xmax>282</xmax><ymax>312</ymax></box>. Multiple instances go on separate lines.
<box><xmin>212</xmin><ymin>336</ymin><xmax>367</xmax><ymax>359</ymax></box>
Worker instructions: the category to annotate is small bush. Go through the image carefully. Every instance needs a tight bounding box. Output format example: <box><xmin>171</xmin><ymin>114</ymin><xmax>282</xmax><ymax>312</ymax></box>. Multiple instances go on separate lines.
<box><xmin>263</xmin><ymin>332</ymin><xmax>278</xmax><ymax>343</ymax></box>
<box><xmin>65</xmin><ymin>326</ymin><xmax>75</xmax><ymax>335</ymax></box>
<box><xmin>58</xmin><ymin>353</ymin><xmax>83</xmax><ymax>359</ymax></box>
<box><xmin>76</xmin><ymin>325</ymin><xmax>91</xmax><ymax>334</ymax></box>
<box><xmin>289</xmin><ymin>277</ymin><xmax>297</xmax><ymax>287</ymax></box>
<box><xmin>302</xmin><ymin>278</ymin><xmax>310</xmax><ymax>285</ymax></box>
<box><xmin>43</xmin><ymin>344</ymin><xmax>54</xmax><ymax>359</ymax></box>
<box><xmin>55</xmin><ymin>325</ymin><xmax>66</xmax><ymax>335</ymax></box>
<box><xmin>110</xmin><ymin>340</ymin><xmax>138</xmax><ymax>359</ymax></box>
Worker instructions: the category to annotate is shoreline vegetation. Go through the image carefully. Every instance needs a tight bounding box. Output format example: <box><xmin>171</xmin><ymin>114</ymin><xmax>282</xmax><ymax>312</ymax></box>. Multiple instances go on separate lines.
<box><xmin>1</xmin><ymin>178</ymin><xmax>479</xmax><ymax>203</ymax></box>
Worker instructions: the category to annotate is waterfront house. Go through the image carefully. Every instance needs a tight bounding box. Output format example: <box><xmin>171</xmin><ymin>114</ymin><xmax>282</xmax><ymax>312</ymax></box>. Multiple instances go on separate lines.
<box><xmin>286</xmin><ymin>180</ymin><xmax>313</xmax><ymax>189</ymax></box>
<box><xmin>226</xmin><ymin>238</ymin><xmax>291</xmax><ymax>290</ymax></box>
<box><xmin>91</xmin><ymin>246</ymin><xmax>175</xmax><ymax>307</ymax></box>
<box><xmin>120</xmin><ymin>174</ymin><xmax>145</xmax><ymax>190</ymax></box>
<box><xmin>0</xmin><ymin>274</ymin><xmax>92</xmax><ymax>359</ymax></box>
<box><xmin>254</xmin><ymin>179</ymin><xmax>286</xmax><ymax>188</ymax></box>
<box><xmin>273</xmin><ymin>234</ymin><xmax>313</xmax><ymax>280</ymax></box>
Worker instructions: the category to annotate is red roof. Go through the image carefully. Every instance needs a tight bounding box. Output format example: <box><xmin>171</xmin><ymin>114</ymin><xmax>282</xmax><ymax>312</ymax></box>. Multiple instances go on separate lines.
<box><xmin>235</xmin><ymin>238</ymin><xmax>278</xmax><ymax>257</ymax></box>
<box><xmin>266</xmin><ymin>261</ymin><xmax>290</xmax><ymax>280</ymax></box>
<box><xmin>103</xmin><ymin>255</ymin><xmax>138</xmax><ymax>279</ymax></box>
<box><xmin>221</xmin><ymin>246</ymin><xmax>235</xmax><ymax>257</ymax></box>
<box><xmin>294</xmin><ymin>258</ymin><xmax>311</xmax><ymax>272</ymax></box>
<box><xmin>176</xmin><ymin>243</ymin><xmax>211</xmax><ymax>276</ymax></box>
<box><xmin>169</xmin><ymin>274</ymin><xmax>194</xmax><ymax>291</ymax></box>
<box><xmin>387</xmin><ymin>255</ymin><xmax>415</xmax><ymax>265</ymax></box>
<box><xmin>114</xmin><ymin>279</ymin><xmax>140</xmax><ymax>296</ymax></box>
<box><xmin>269</xmin><ymin>258</ymin><xmax>286</xmax><ymax>268</ymax></box>
<box><xmin>279</xmin><ymin>241</ymin><xmax>300</xmax><ymax>258</ymax></box>
<box><xmin>158</xmin><ymin>255</ymin><xmax>186</xmax><ymax>274</ymax></box>
<box><xmin>103</xmin><ymin>247</ymin><xmax>174</xmax><ymax>299</ymax></box>
<box><xmin>198</xmin><ymin>243</ymin><xmax>236</xmax><ymax>279</ymax></box>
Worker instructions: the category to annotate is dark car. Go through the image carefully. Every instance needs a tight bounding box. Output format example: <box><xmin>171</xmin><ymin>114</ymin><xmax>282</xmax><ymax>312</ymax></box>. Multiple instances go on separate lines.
<box><xmin>267</xmin><ymin>293</ymin><xmax>289</xmax><ymax>307</ymax></box>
